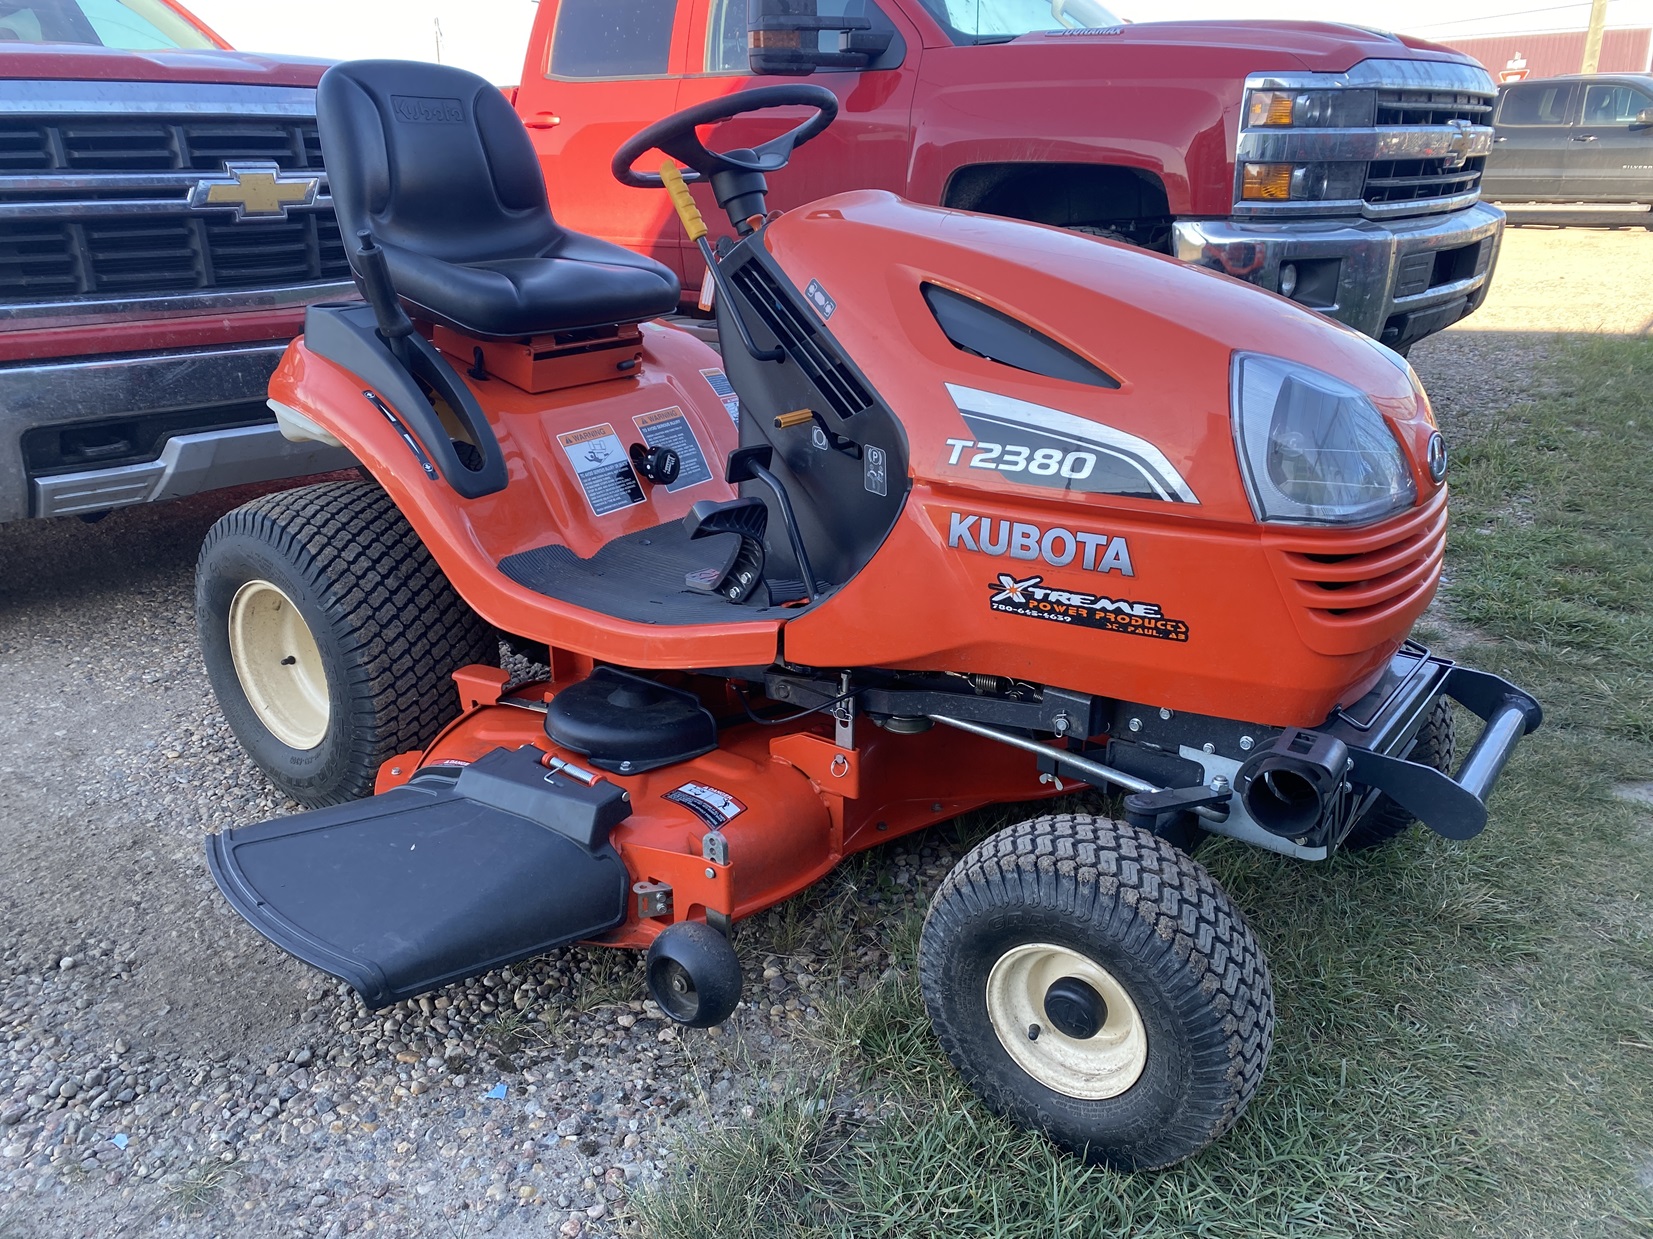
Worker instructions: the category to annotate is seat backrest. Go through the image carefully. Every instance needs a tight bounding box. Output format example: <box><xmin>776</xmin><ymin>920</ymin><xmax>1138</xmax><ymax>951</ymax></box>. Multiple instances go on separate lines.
<box><xmin>318</xmin><ymin>60</ymin><xmax>559</xmax><ymax>266</ymax></box>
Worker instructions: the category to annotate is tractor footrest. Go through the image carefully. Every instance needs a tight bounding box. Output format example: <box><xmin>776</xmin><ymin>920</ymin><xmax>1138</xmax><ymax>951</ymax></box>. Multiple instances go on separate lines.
<box><xmin>205</xmin><ymin>747</ymin><xmax>631</xmax><ymax>1008</ymax></box>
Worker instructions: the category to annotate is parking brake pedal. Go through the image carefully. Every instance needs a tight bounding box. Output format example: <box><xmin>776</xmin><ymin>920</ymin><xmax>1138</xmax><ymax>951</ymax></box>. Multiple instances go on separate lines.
<box><xmin>684</xmin><ymin>497</ymin><xmax>767</xmax><ymax>602</ymax></box>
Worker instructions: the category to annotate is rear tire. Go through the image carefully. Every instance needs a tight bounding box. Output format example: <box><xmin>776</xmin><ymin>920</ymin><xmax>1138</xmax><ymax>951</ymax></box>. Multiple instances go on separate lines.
<box><xmin>197</xmin><ymin>480</ymin><xmax>496</xmax><ymax>807</ymax></box>
<box><xmin>919</xmin><ymin>814</ymin><xmax>1273</xmax><ymax>1170</ymax></box>
<box><xmin>1341</xmin><ymin>699</ymin><xmax>1456</xmax><ymax>852</ymax></box>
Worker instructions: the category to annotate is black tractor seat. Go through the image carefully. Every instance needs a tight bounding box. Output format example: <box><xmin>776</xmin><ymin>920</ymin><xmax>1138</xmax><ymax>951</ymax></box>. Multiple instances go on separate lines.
<box><xmin>318</xmin><ymin>60</ymin><xmax>680</xmax><ymax>338</ymax></box>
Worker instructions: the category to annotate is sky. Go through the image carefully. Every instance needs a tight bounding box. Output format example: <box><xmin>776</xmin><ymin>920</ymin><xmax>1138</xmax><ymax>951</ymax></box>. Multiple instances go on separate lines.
<box><xmin>184</xmin><ymin>0</ymin><xmax>1653</xmax><ymax>84</ymax></box>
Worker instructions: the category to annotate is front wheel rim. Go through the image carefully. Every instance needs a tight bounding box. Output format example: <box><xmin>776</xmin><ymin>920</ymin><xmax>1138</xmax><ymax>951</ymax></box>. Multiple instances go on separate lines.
<box><xmin>226</xmin><ymin>579</ymin><xmax>330</xmax><ymax>751</ymax></box>
<box><xmin>985</xmin><ymin>942</ymin><xmax>1148</xmax><ymax>1100</ymax></box>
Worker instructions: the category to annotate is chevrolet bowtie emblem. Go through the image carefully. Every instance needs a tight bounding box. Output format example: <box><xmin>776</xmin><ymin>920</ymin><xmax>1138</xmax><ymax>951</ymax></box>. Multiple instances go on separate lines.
<box><xmin>1441</xmin><ymin>118</ymin><xmax>1473</xmax><ymax>172</ymax></box>
<box><xmin>189</xmin><ymin>160</ymin><xmax>321</xmax><ymax>220</ymax></box>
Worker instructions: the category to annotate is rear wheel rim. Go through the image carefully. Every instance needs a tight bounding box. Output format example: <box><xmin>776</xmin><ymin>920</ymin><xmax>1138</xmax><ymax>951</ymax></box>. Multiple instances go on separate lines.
<box><xmin>985</xmin><ymin>942</ymin><xmax>1147</xmax><ymax>1100</ymax></box>
<box><xmin>227</xmin><ymin>579</ymin><xmax>330</xmax><ymax>751</ymax></box>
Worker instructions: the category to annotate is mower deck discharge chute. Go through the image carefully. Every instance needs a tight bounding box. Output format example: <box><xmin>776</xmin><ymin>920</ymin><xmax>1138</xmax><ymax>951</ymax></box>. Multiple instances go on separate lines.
<box><xmin>205</xmin><ymin>747</ymin><xmax>631</xmax><ymax>1008</ymax></box>
<box><xmin>197</xmin><ymin>59</ymin><xmax>1540</xmax><ymax>1170</ymax></box>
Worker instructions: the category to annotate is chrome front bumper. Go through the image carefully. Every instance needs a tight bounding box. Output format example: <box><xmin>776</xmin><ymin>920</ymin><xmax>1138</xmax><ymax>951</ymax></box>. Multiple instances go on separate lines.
<box><xmin>0</xmin><ymin>342</ymin><xmax>353</xmax><ymax>523</ymax></box>
<box><xmin>1171</xmin><ymin>200</ymin><xmax>1505</xmax><ymax>349</ymax></box>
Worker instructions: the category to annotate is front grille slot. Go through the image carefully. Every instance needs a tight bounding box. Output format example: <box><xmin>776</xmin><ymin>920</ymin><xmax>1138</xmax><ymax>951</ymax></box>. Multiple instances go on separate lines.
<box><xmin>186</xmin><ymin>123</ymin><xmax>306</xmax><ymax>169</ymax></box>
<box><xmin>1364</xmin><ymin>156</ymin><xmax>1485</xmax><ymax>205</ymax></box>
<box><xmin>0</xmin><ymin>123</ymin><xmax>52</xmax><ymax>172</ymax></box>
<box><xmin>1274</xmin><ymin>499</ymin><xmax>1447</xmax><ymax>623</ymax></box>
<box><xmin>730</xmin><ymin>262</ymin><xmax>871</xmax><ymax>421</ymax></box>
<box><xmin>61</xmin><ymin>122</ymin><xmax>177</xmax><ymax>170</ymax></box>
<box><xmin>1375</xmin><ymin>90</ymin><xmax>1492</xmax><ymax>128</ymax></box>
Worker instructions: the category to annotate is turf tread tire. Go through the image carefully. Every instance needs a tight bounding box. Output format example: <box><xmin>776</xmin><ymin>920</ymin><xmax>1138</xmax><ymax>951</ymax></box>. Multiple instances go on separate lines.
<box><xmin>1342</xmin><ymin>698</ymin><xmax>1456</xmax><ymax>851</ymax></box>
<box><xmin>197</xmin><ymin>480</ymin><xmax>495</xmax><ymax>807</ymax></box>
<box><xmin>919</xmin><ymin>814</ymin><xmax>1273</xmax><ymax>1170</ymax></box>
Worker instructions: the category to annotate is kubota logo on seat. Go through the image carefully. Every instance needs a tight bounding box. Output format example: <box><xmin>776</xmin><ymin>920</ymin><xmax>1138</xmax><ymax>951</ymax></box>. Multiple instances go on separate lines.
<box><xmin>948</xmin><ymin>512</ymin><xmax>1133</xmax><ymax>576</ymax></box>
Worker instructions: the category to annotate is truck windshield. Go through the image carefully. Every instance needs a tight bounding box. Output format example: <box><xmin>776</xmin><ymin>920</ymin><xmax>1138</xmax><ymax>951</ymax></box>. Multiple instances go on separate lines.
<box><xmin>0</xmin><ymin>0</ymin><xmax>216</xmax><ymax>50</ymax></box>
<box><xmin>918</xmin><ymin>0</ymin><xmax>1122</xmax><ymax>41</ymax></box>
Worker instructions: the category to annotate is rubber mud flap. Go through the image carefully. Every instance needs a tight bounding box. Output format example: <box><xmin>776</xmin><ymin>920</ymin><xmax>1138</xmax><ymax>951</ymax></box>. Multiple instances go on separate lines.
<box><xmin>205</xmin><ymin>747</ymin><xmax>631</xmax><ymax>1007</ymax></box>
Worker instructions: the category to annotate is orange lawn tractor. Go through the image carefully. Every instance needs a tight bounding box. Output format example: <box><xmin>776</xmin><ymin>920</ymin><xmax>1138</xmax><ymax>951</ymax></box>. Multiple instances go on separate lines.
<box><xmin>197</xmin><ymin>61</ymin><xmax>1540</xmax><ymax>1170</ymax></box>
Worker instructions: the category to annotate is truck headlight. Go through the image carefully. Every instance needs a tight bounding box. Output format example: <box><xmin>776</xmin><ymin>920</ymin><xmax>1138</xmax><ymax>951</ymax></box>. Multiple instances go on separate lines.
<box><xmin>1244</xmin><ymin>89</ymin><xmax>1376</xmax><ymax>129</ymax></box>
<box><xmin>1240</xmin><ymin>161</ymin><xmax>1365</xmax><ymax>202</ymax></box>
<box><xmin>1232</xmin><ymin>353</ymin><xmax>1417</xmax><ymax>525</ymax></box>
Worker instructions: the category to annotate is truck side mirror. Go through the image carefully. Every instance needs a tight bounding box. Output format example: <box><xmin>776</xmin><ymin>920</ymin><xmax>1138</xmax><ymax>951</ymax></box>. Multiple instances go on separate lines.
<box><xmin>747</xmin><ymin>0</ymin><xmax>894</xmax><ymax>76</ymax></box>
<box><xmin>1636</xmin><ymin>107</ymin><xmax>1653</xmax><ymax>128</ymax></box>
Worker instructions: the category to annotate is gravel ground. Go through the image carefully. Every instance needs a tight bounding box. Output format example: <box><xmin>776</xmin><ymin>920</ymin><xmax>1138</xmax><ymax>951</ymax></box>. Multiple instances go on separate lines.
<box><xmin>2</xmin><ymin>224</ymin><xmax>1649</xmax><ymax>1239</ymax></box>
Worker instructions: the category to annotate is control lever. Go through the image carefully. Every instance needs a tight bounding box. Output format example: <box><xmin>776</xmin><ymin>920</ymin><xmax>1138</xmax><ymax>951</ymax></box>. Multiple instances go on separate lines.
<box><xmin>660</xmin><ymin>162</ymin><xmax>783</xmax><ymax>364</ymax></box>
<box><xmin>352</xmin><ymin>230</ymin><xmax>416</xmax><ymax>360</ymax></box>
<box><xmin>726</xmin><ymin>446</ymin><xmax>819</xmax><ymax>604</ymax></box>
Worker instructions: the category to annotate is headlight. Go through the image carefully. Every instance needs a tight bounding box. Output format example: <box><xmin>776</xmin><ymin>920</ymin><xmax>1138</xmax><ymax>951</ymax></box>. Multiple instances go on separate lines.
<box><xmin>1240</xmin><ymin>161</ymin><xmax>1365</xmax><ymax>202</ymax></box>
<box><xmin>1244</xmin><ymin>89</ymin><xmax>1376</xmax><ymax>129</ymax></box>
<box><xmin>1231</xmin><ymin>353</ymin><xmax>1417</xmax><ymax>525</ymax></box>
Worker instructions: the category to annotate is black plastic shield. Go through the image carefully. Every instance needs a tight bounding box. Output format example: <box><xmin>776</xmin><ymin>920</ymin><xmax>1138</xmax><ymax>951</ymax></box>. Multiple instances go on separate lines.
<box><xmin>205</xmin><ymin>748</ymin><xmax>630</xmax><ymax>1007</ymax></box>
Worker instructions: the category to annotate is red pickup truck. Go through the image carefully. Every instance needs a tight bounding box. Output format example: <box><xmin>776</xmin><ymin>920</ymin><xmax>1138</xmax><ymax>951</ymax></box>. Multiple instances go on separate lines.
<box><xmin>515</xmin><ymin>0</ymin><xmax>1505</xmax><ymax>354</ymax></box>
<box><xmin>0</xmin><ymin>0</ymin><xmax>350</xmax><ymax>525</ymax></box>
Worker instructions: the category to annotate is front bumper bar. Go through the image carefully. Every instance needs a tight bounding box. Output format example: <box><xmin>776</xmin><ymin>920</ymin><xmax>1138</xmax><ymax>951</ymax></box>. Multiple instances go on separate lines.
<box><xmin>1325</xmin><ymin>649</ymin><xmax>1542</xmax><ymax>843</ymax></box>
<box><xmin>1111</xmin><ymin>643</ymin><xmax>1540</xmax><ymax>860</ymax></box>
<box><xmin>1171</xmin><ymin>200</ymin><xmax>1506</xmax><ymax>350</ymax></box>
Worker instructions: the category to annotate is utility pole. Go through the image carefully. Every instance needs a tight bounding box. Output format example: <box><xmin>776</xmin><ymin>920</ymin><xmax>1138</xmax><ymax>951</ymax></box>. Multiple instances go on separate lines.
<box><xmin>1581</xmin><ymin>0</ymin><xmax>1608</xmax><ymax>74</ymax></box>
<box><xmin>434</xmin><ymin>16</ymin><xmax>445</xmax><ymax>63</ymax></box>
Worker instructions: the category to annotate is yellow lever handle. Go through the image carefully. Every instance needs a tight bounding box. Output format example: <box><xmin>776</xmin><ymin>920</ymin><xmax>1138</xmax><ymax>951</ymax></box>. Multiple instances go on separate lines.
<box><xmin>660</xmin><ymin>161</ymin><xmax>707</xmax><ymax>243</ymax></box>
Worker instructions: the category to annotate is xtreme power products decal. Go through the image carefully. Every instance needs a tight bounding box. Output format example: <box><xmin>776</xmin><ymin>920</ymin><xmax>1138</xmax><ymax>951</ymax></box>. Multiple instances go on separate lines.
<box><xmin>988</xmin><ymin>574</ymin><xmax>1190</xmax><ymax>642</ymax></box>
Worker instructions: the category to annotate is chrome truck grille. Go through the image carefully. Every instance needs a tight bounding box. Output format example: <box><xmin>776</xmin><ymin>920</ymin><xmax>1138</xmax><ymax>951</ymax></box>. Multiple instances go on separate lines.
<box><xmin>1234</xmin><ymin>60</ymin><xmax>1498</xmax><ymax>221</ymax></box>
<box><xmin>0</xmin><ymin>81</ymin><xmax>353</xmax><ymax>332</ymax></box>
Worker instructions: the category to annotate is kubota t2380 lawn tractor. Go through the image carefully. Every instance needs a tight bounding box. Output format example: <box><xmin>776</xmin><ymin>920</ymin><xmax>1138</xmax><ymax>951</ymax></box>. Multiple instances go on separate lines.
<box><xmin>196</xmin><ymin>62</ymin><xmax>1540</xmax><ymax>1169</ymax></box>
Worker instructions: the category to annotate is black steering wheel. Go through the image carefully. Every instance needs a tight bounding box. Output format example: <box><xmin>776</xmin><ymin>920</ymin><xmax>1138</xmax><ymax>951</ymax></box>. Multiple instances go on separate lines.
<box><xmin>611</xmin><ymin>83</ymin><xmax>839</xmax><ymax>189</ymax></box>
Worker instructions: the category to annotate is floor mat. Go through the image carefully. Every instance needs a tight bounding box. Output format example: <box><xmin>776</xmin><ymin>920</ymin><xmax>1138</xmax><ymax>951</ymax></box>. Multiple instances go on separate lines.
<box><xmin>499</xmin><ymin>519</ymin><xmax>794</xmax><ymax>625</ymax></box>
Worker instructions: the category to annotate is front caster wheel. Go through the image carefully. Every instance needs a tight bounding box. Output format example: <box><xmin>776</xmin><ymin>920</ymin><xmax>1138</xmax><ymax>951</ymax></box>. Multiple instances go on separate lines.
<box><xmin>919</xmin><ymin>814</ymin><xmax>1273</xmax><ymax>1170</ymax></box>
<box><xmin>197</xmin><ymin>480</ymin><xmax>496</xmax><ymax>808</ymax></box>
<box><xmin>645</xmin><ymin>921</ymin><xmax>743</xmax><ymax>1029</ymax></box>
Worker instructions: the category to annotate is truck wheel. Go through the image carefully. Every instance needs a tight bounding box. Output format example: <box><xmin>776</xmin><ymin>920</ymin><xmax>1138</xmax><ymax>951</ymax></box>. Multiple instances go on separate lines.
<box><xmin>919</xmin><ymin>814</ymin><xmax>1273</xmax><ymax>1170</ymax></box>
<box><xmin>1342</xmin><ymin>699</ymin><xmax>1456</xmax><ymax>852</ymax></box>
<box><xmin>197</xmin><ymin>480</ymin><xmax>496</xmax><ymax>808</ymax></box>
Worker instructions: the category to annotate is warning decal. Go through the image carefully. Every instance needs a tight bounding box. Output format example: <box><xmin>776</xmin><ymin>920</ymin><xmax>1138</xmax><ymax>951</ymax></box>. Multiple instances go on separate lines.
<box><xmin>700</xmin><ymin>368</ymin><xmax>741</xmax><ymax>425</ymax></box>
<box><xmin>664</xmin><ymin>782</ymin><xmax>746</xmax><ymax>828</ymax></box>
<box><xmin>633</xmin><ymin>406</ymin><xmax>712</xmax><ymax>492</ymax></box>
<box><xmin>557</xmin><ymin>423</ymin><xmax>644</xmax><ymax>517</ymax></box>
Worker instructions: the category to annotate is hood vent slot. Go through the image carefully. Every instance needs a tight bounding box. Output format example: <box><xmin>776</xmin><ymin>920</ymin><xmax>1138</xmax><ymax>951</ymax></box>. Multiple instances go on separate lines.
<box><xmin>923</xmin><ymin>283</ymin><xmax>1118</xmax><ymax>389</ymax></box>
<box><xmin>730</xmin><ymin>261</ymin><xmax>871</xmax><ymax>421</ymax></box>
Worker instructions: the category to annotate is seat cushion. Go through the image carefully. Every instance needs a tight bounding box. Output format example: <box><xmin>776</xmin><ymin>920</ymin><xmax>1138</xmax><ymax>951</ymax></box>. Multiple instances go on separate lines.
<box><xmin>319</xmin><ymin>59</ymin><xmax>682</xmax><ymax>340</ymax></box>
<box><xmin>382</xmin><ymin>231</ymin><xmax>681</xmax><ymax>338</ymax></box>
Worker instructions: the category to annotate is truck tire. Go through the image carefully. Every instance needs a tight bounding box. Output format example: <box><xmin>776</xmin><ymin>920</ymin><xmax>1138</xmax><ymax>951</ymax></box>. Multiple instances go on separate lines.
<box><xmin>1342</xmin><ymin>699</ymin><xmax>1455</xmax><ymax>852</ymax></box>
<box><xmin>919</xmin><ymin>814</ymin><xmax>1273</xmax><ymax>1170</ymax></box>
<box><xmin>197</xmin><ymin>480</ymin><xmax>496</xmax><ymax>808</ymax></box>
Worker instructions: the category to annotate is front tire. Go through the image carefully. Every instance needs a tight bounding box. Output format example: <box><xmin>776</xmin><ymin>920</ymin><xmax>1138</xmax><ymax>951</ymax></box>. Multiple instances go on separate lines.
<box><xmin>197</xmin><ymin>480</ymin><xmax>496</xmax><ymax>807</ymax></box>
<box><xmin>919</xmin><ymin>814</ymin><xmax>1273</xmax><ymax>1170</ymax></box>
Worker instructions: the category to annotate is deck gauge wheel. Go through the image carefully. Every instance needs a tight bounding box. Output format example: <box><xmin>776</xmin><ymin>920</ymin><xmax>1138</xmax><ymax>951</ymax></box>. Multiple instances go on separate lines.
<box><xmin>646</xmin><ymin>921</ymin><xmax>743</xmax><ymax>1029</ymax></box>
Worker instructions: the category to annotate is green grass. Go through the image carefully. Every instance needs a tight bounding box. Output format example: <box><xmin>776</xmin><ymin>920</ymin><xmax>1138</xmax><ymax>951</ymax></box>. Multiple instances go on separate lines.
<box><xmin>631</xmin><ymin>336</ymin><xmax>1653</xmax><ymax>1239</ymax></box>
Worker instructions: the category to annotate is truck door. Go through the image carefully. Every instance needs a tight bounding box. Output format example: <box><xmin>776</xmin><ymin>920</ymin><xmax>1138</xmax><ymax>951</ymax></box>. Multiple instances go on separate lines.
<box><xmin>517</xmin><ymin>0</ymin><xmax>694</xmax><ymax>280</ymax></box>
<box><xmin>1565</xmin><ymin>79</ymin><xmax>1653</xmax><ymax>203</ymax></box>
<box><xmin>1484</xmin><ymin>80</ymin><xmax>1578</xmax><ymax>202</ymax></box>
<box><xmin>678</xmin><ymin>0</ymin><xmax>920</xmax><ymax>290</ymax></box>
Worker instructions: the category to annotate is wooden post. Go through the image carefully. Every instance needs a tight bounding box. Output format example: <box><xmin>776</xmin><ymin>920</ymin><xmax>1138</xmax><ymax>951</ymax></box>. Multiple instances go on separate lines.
<box><xmin>1581</xmin><ymin>0</ymin><xmax>1609</xmax><ymax>73</ymax></box>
